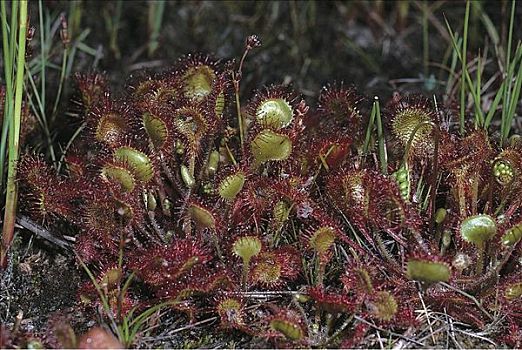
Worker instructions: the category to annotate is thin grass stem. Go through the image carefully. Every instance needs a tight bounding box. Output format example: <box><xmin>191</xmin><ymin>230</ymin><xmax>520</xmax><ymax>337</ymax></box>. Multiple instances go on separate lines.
<box><xmin>459</xmin><ymin>1</ymin><xmax>470</xmax><ymax>134</ymax></box>
<box><xmin>374</xmin><ymin>97</ymin><xmax>387</xmax><ymax>174</ymax></box>
<box><xmin>50</xmin><ymin>38</ymin><xmax>69</xmax><ymax>124</ymax></box>
<box><xmin>0</xmin><ymin>0</ymin><xmax>13</xmax><ymax>191</ymax></box>
<box><xmin>475</xmin><ymin>52</ymin><xmax>481</xmax><ymax>127</ymax></box>
<box><xmin>24</xmin><ymin>62</ymin><xmax>57</xmax><ymax>165</ymax></box>
<box><xmin>503</xmin><ymin>43</ymin><xmax>522</xmax><ymax>143</ymax></box>
<box><xmin>39</xmin><ymin>0</ymin><xmax>46</xmax><ymax>113</ymax></box>
<box><xmin>362</xmin><ymin>100</ymin><xmax>377</xmax><ymax>156</ymax></box>
<box><xmin>500</xmin><ymin>0</ymin><xmax>517</xmax><ymax>144</ymax></box>
<box><xmin>484</xmin><ymin>82</ymin><xmax>505</xmax><ymax>129</ymax></box>
<box><xmin>445</xmin><ymin>17</ymin><xmax>485</xmax><ymax>128</ymax></box>
<box><xmin>1</xmin><ymin>0</ymin><xmax>28</xmax><ymax>269</ymax></box>
<box><xmin>147</xmin><ymin>0</ymin><xmax>165</xmax><ymax>57</ymax></box>
<box><xmin>422</xmin><ymin>1</ymin><xmax>429</xmax><ymax>78</ymax></box>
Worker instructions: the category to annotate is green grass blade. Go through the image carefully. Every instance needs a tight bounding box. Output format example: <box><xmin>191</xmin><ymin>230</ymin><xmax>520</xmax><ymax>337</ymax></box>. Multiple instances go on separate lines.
<box><xmin>444</xmin><ymin>35</ymin><xmax>462</xmax><ymax>97</ymax></box>
<box><xmin>1</xmin><ymin>1</ymin><xmax>13</xmax><ymax>89</ymax></box>
<box><xmin>374</xmin><ymin>97</ymin><xmax>387</xmax><ymax>174</ymax></box>
<box><xmin>1</xmin><ymin>0</ymin><xmax>14</xmax><ymax>191</ymax></box>
<box><xmin>24</xmin><ymin>61</ymin><xmax>57</xmax><ymax>165</ymax></box>
<box><xmin>475</xmin><ymin>45</ymin><xmax>487</xmax><ymax>128</ymax></box>
<box><xmin>39</xmin><ymin>0</ymin><xmax>46</xmax><ymax>113</ymax></box>
<box><xmin>472</xmin><ymin>1</ymin><xmax>501</xmax><ymax>60</ymax></box>
<box><xmin>25</xmin><ymin>63</ymin><xmax>46</xmax><ymax>128</ymax></box>
<box><xmin>1</xmin><ymin>0</ymin><xmax>28</xmax><ymax>269</ymax></box>
<box><xmin>501</xmin><ymin>0</ymin><xmax>517</xmax><ymax>145</ymax></box>
<box><xmin>505</xmin><ymin>50</ymin><xmax>522</xmax><ymax>140</ymax></box>
<box><xmin>76</xmin><ymin>255</ymin><xmax>110</xmax><ymax>313</ymax></box>
<box><xmin>484</xmin><ymin>82</ymin><xmax>505</xmax><ymax>129</ymax></box>
<box><xmin>50</xmin><ymin>41</ymin><xmax>69</xmax><ymax>124</ymax></box>
<box><xmin>505</xmin><ymin>0</ymin><xmax>515</xmax><ymax>74</ymax></box>
<box><xmin>76</xmin><ymin>41</ymin><xmax>98</xmax><ymax>56</ymax></box>
<box><xmin>445</xmin><ymin>14</ymin><xmax>485</xmax><ymax>130</ymax></box>
<box><xmin>460</xmin><ymin>0</ymin><xmax>470</xmax><ymax>134</ymax></box>
<box><xmin>422</xmin><ymin>1</ymin><xmax>429</xmax><ymax>77</ymax></box>
<box><xmin>362</xmin><ymin>100</ymin><xmax>377</xmax><ymax>156</ymax></box>
<box><xmin>8</xmin><ymin>1</ymin><xmax>18</xmax><ymax>84</ymax></box>
<box><xmin>127</xmin><ymin>299</ymin><xmax>178</xmax><ymax>346</ymax></box>
<box><xmin>148</xmin><ymin>0</ymin><xmax>165</xmax><ymax>57</ymax></box>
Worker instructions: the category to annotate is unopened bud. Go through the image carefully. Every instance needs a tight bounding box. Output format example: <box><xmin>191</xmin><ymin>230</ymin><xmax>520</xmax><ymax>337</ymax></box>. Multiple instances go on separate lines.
<box><xmin>60</xmin><ymin>14</ymin><xmax>70</xmax><ymax>47</ymax></box>
<box><xmin>246</xmin><ymin>34</ymin><xmax>261</xmax><ymax>49</ymax></box>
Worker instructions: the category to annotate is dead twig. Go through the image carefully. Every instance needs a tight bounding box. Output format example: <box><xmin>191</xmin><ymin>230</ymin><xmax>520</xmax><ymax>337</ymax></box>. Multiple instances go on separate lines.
<box><xmin>454</xmin><ymin>328</ymin><xmax>497</xmax><ymax>347</ymax></box>
<box><xmin>417</xmin><ymin>289</ymin><xmax>436</xmax><ymax>344</ymax></box>
<box><xmin>15</xmin><ymin>216</ymin><xmax>72</xmax><ymax>251</ymax></box>
<box><xmin>439</xmin><ymin>282</ymin><xmax>494</xmax><ymax>321</ymax></box>
<box><xmin>354</xmin><ymin>315</ymin><xmax>425</xmax><ymax>347</ymax></box>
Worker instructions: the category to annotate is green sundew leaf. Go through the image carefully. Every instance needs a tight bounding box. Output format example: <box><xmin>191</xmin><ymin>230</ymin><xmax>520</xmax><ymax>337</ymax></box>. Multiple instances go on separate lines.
<box><xmin>270</xmin><ymin>319</ymin><xmax>303</xmax><ymax>341</ymax></box>
<box><xmin>183</xmin><ymin>65</ymin><xmax>216</xmax><ymax>101</ymax></box>
<box><xmin>188</xmin><ymin>204</ymin><xmax>216</xmax><ymax>229</ymax></box>
<box><xmin>434</xmin><ymin>208</ymin><xmax>447</xmax><ymax>224</ymax></box>
<box><xmin>180</xmin><ymin>164</ymin><xmax>195</xmax><ymax>188</ymax></box>
<box><xmin>256</xmin><ymin>98</ymin><xmax>294</xmax><ymax>129</ymax></box>
<box><xmin>501</xmin><ymin>223</ymin><xmax>521</xmax><ymax>246</ymax></box>
<box><xmin>101</xmin><ymin>166</ymin><xmax>136</xmax><ymax>192</ymax></box>
<box><xmin>143</xmin><ymin>113</ymin><xmax>168</xmax><ymax>148</ymax></box>
<box><xmin>273</xmin><ymin>200</ymin><xmax>290</xmax><ymax>228</ymax></box>
<box><xmin>251</xmin><ymin>129</ymin><xmax>292</xmax><ymax>164</ymax></box>
<box><xmin>407</xmin><ymin>259</ymin><xmax>450</xmax><ymax>284</ymax></box>
<box><xmin>114</xmin><ymin>147</ymin><xmax>154</xmax><ymax>182</ymax></box>
<box><xmin>218</xmin><ymin>172</ymin><xmax>245</xmax><ymax>200</ymax></box>
<box><xmin>309</xmin><ymin>226</ymin><xmax>336</xmax><ymax>255</ymax></box>
<box><xmin>370</xmin><ymin>291</ymin><xmax>398</xmax><ymax>322</ymax></box>
<box><xmin>460</xmin><ymin>214</ymin><xmax>497</xmax><ymax>245</ymax></box>
<box><xmin>505</xmin><ymin>282</ymin><xmax>522</xmax><ymax>300</ymax></box>
<box><xmin>232</xmin><ymin>236</ymin><xmax>261</xmax><ymax>263</ymax></box>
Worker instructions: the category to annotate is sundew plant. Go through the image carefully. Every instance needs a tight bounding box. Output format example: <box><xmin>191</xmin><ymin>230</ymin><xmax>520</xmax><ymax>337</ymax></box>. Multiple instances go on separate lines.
<box><xmin>1</xmin><ymin>1</ymin><xmax>521</xmax><ymax>348</ymax></box>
